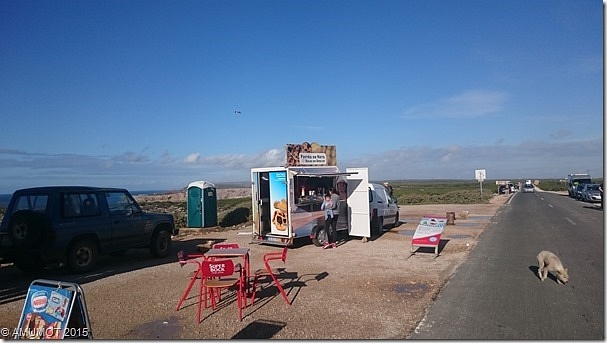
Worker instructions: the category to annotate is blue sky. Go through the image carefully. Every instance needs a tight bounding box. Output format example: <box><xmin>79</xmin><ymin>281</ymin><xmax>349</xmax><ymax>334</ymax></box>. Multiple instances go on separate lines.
<box><xmin>0</xmin><ymin>0</ymin><xmax>603</xmax><ymax>193</ymax></box>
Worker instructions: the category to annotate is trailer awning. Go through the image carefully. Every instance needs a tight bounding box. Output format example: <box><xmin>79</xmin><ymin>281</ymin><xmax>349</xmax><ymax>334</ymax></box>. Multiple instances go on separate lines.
<box><xmin>288</xmin><ymin>166</ymin><xmax>359</xmax><ymax>177</ymax></box>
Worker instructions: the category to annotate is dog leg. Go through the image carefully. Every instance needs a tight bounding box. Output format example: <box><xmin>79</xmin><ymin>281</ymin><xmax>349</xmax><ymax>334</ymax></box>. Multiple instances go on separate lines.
<box><xmin>537</xmin><ymin>259</ymin><xmax>545</xmax><ymax>280</ymax></box>
<box><xmin>540</xmin><ymin>268</ymin><xmax>547</xmax><ymax>281</ymax></box>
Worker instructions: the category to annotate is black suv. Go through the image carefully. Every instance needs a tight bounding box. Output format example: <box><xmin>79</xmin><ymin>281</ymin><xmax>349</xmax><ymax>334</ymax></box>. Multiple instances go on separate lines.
<box><xmin>0</xmin><ymin>186</ymin><xmax>178</xmax><ymax>273</ymax></box>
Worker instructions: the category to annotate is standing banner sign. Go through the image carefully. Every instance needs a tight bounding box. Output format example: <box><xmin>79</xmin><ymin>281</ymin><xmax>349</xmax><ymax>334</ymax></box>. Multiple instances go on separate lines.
<box><xmin>14</xmin><ymin>279</ymin><xmax>93</xmax><ymax>339</ymax></box>
<box><xmin>410</xmin><ymin>216</ymin><xmax>447</xmax><ymax>257</ymax></box>
<box><xmin>269</xmin><ymin>171</ymin><xmax>289</xmax><ymax>236</ymax></box>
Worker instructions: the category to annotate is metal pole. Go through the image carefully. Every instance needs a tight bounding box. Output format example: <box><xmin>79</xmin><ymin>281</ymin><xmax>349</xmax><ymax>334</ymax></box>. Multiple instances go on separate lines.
<box><xmin>480</xmin><ymin>180</ymin><xmax>483</xmax><ymax>199</ymax></box>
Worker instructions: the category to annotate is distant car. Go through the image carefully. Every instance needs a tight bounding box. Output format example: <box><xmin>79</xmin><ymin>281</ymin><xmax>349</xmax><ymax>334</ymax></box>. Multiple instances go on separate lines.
<box><xmin>581</xmin><ymin>184</ymin><xmax>602</xmax><ymax>203</ymax></box>
<box><xmin>522</xmin><ymin>184</ymin><xmax>535</xmax><ymax>193</ymax></box>
<box><xmin>567</xmin><ymin>173</ymin><xmax>592</xmax><ymax>198</ymax></box>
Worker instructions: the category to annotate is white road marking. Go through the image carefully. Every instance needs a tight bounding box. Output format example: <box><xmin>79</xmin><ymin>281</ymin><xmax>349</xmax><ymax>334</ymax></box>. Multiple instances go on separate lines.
<box><xmin>565</xmin><ymin>217</ymin><xmax>576</xmax><ymax>225</ymax></box>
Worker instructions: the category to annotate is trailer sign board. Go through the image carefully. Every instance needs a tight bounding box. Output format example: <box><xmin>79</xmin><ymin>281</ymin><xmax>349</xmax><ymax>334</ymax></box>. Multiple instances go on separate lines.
<box><xmin>299</xmin><ymin>153</ymin><xmax>326</xmax><ymax>165</ymax></box>
<box><xmin>285</xmin><ymin>142</ymin><xmax>336</xmax><ymax>166</ymax></box>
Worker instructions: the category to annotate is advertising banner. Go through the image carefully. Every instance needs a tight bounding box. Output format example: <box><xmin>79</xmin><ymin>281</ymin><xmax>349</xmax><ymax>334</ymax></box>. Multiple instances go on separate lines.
<box><xmin>15</xmin><ymin>284</ymin><xmax>75</xmax><ymax>339</ymax></box>
<box><xmin>14</xmin><ymin>279</ymin><xmax>92</xmax><ymax>339</ymax></box>
<box><xmin>285</xmin><ymin>142</ymin><xmax>336</xmax><ymax>167</ymax></box>
<box><xmin>269</xmin><ymin>171</ymin><xmax>289</xmax><ymax>235</ymax></box>
<box><xmin>411</xmin><ymin>216</ymin><xmax>446</xmax><ymax>248</ymax></box>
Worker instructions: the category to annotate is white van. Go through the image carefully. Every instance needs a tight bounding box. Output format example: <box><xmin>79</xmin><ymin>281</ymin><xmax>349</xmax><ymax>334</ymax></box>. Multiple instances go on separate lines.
<box><xmin>315</xmin><ymin>182</ymin><xmax>400</xmax><ymax>246</ymax></box>
<box><xmin>368</xmin><ymin>183</ymin><xmax>400</xmax><ymax>233</ymax></box>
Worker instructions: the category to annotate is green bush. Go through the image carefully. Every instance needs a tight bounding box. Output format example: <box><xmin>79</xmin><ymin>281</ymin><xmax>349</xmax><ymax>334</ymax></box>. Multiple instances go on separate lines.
<box><xmin>534</xmin><ymin>179</ymin><xmax>567</xmax><ymax>192</ymax></box>
<box><xmin>219</xmin><ymin>207</ymin><xmax>251</xmax><ymax>227</ymax></box>
<box><xmin>390</xmin><ymin>180</ymin><xmax>496</xmax><ymax>205</ymax></box>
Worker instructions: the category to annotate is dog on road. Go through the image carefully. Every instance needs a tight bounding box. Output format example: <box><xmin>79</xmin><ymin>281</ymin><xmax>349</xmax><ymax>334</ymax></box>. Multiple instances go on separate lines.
<box><xmin>536</xmin><ymin>250</ymin><xmax>569</xmax><ymax>284</ymax></box>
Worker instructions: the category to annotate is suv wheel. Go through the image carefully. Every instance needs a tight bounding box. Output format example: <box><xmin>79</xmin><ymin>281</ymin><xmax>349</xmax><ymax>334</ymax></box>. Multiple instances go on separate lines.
<box><xmin>68</xmin><ymin>240</ymin><xmax>98</xmax><ymax>274</ymax></box>
<box><xmin>9</xmin><ymin>210</ymin><xmax>49</xmax><ymax>248</ymax></box>
<box><xmin>151</xmin><ymin>230</ymin><xmax>171</xmax><ymax>258</ymax></box>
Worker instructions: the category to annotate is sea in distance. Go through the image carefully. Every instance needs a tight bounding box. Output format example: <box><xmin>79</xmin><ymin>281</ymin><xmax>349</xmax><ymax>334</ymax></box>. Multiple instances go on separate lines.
<box><xmin>0</xmin><ymin>190</ymin><xmax>171</xmax><ymax>209</ymax></box>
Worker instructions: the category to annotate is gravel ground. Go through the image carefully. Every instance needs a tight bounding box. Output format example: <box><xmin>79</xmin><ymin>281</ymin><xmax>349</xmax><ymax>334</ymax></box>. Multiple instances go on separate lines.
<box><xmin>0</xmin><ymin>194</ymin><xmax>511</xmax><ymax>339</ymax></box>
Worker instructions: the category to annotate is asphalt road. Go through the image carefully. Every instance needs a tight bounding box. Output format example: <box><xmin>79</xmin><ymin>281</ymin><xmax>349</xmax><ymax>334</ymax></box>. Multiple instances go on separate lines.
<box><xmin>409</xmin><ymin>190</ymin><xmax>604</xmax><ymax>339</ymax></box>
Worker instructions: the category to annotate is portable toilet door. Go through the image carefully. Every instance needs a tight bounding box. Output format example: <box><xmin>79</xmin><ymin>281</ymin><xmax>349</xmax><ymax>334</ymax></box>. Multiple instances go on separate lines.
<box><xmin>187</xmin><ymin>181</ymin><xmax>218</xmax><ymax>228</ymax></box>
<box><xmin>201</xmin><ymin>184</ymin><xmax>217</xmax><ymax>227</ymax></box>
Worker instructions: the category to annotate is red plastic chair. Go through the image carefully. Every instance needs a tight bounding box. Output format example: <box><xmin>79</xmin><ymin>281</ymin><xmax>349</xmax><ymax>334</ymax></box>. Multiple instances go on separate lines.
<box><xmin>200</xmin><ymin>259</ymin><xmax>245</xmax><ymax>321</ymax></box>
<box><xmin>175</xmin><ymin>250</ymin><xmax>207</xmax><ymax>322</ymax></box>
<box><xmin>250</xmin><ymin>247</ymin><xmax>291</xmax><ymax>305</ymax></box>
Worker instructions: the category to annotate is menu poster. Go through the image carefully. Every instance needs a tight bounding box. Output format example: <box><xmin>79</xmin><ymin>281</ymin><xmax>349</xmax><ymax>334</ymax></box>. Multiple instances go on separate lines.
<box><xmin>15</xmin><ymin>283</ymin><xmax>76</xmax><ymax>339</ymax></box>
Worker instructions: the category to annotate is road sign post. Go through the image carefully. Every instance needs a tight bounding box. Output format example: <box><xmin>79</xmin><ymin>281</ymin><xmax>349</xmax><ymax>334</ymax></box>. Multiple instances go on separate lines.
<box><xmin>475</xmin><ymin>169</ymin><xmax>486</xmax><ymax>199</ymax></box>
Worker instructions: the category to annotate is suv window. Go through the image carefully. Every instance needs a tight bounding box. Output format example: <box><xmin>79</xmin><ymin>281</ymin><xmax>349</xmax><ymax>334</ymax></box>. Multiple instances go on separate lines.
<box><xmin>106</xmin><ymin>191</ymin><xmax>138</xmax><ymax>215</ymax></box>
<box><xmin>61</xmin><ymin>192</ymin><xmax>100</xmax><ymax>218</ymax></box>
<box><xmin>14</xmin><ymin>194</ymin><xmax>48</xmax><ymax>213</ymax></box>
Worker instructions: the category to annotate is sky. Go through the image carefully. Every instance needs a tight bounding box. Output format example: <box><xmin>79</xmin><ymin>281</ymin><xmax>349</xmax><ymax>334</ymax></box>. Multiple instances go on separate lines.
<box><xmin>0</xmin><ymin>0</ymin><xmax>603</xmax><ymax>193</ymax></box>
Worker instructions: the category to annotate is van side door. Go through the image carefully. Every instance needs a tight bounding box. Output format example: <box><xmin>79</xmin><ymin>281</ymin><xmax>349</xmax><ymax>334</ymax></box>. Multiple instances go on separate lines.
<box><xmin>376</xmin><ymin>187</ymin><xmax>398</xmax><ymax>225</ymax></box>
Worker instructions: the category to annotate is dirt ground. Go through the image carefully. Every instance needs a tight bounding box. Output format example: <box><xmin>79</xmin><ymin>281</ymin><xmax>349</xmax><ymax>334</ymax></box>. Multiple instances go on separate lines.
<box><xmin>0</xmin><ymin>192</ymin><xmax>512</xmax><ymax>339</ymax></box>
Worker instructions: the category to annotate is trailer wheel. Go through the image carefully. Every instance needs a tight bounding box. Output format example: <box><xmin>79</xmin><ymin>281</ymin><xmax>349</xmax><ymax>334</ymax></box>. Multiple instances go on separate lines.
<box><xmin>311</xmin><ymin>226</ymin><xmax>329</xmax><ymax>247</ymax></box>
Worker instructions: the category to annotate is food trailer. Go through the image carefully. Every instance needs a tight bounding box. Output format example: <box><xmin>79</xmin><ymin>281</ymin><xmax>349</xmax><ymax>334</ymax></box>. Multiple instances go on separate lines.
<box><xmin>251</xmin><ymin>142</ymin><xmax>372</xmax><ymax>247</ymax></box>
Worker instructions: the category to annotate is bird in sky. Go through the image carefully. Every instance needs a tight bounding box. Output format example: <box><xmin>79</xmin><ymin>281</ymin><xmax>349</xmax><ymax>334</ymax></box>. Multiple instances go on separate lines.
<box><xmin>234</xmin><ymin>110</ymin><xmax>241</xmax><ymax>114</ymax></box>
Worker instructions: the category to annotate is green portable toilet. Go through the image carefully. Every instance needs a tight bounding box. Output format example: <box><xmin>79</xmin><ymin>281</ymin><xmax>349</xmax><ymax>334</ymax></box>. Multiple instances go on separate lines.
<box><xmin>187</xmin><ymin>181</ymin><xmax>217</xmax><ymax>228</ymax></box>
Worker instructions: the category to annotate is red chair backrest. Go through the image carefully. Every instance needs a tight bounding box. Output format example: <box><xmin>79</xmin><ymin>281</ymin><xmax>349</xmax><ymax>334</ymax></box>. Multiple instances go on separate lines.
<box><xmin>201</xmin><ymin>259</ymin><xmax>235</xmax><ymax>278</ymax></box>
<box><xmin>213</xmin><ymin>242</ymin><xmax>240</xmax><ymax>249</ymax></box>
<box><xmin>264</xmin><ymin>247</ymin><xmax>288</xmax><ymax>263</ymax></box>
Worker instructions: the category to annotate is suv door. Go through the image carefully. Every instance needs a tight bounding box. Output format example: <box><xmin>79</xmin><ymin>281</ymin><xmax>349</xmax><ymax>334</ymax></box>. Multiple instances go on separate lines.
<box><xmin>105</xmin><ymin>191</ymin><xmax>146</xmax><ymax>249</ymax></box>
<box><xmin>59</xmin><ymin>191</ymin><xmax>110</xmax><ymax>250</ymax></box>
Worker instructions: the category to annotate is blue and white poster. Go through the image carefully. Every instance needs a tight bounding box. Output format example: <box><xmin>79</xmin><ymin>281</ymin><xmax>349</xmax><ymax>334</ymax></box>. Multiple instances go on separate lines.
<box><xmin>269</xmin><ymin>171</ymin><xmax>289</xmax><ymax>235</ymax></box>
<box><xmin>15</xmin><ymin>284</ymin><xmax>76</xmax><ymax>339</ymax></box>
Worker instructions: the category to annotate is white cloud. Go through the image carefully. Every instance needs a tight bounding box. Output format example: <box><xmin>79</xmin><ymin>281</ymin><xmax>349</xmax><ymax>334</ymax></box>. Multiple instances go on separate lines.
<box><xmin>0</xmin><ymin>139</ymin><xmax>601</xmax><ymax>193</ymax></box>
<box><xmin>403</xmin><ymin>90</ymin><xmax>509</xmax><ymax>119</ymax></box>
<box><xmin>345</xmin><ymin>138</ymin><xmax>603</xmax><ymax>181</ymax></box>
<box><xmin>184</xmin><ymin>153</ymin><xmax>201</xmax><ymax>164</ymax></box>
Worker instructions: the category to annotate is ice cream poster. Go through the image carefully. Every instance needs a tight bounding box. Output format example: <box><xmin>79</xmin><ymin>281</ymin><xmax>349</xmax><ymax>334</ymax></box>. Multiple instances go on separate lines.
<box><xmin>15</xmin><ymin>284</ymin><xmax>75</xmax><ymax>339</ymax></box>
